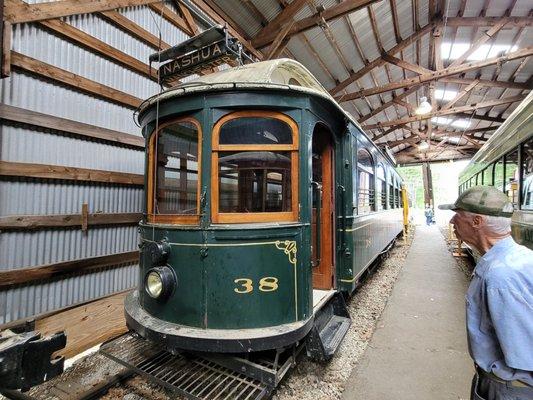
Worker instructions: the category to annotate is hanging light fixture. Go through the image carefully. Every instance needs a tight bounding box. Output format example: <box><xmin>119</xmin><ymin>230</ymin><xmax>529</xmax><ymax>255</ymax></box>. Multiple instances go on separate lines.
<box><xmin>415</xmin><ymin>96</ymin><xmax>432</xmax><ymax>115</ymax></box>
<box><xmin>418</xmin><ymin>140</ymin><xmax>429</xmax><ymax>150</ymax></box>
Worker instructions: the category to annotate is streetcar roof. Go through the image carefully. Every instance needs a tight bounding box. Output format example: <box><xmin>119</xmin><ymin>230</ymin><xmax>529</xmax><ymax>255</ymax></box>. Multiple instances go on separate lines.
<box><xmin>138</xmin><ymin>58</ymin><xmax>397</xmax><ymax>168</ymax></box>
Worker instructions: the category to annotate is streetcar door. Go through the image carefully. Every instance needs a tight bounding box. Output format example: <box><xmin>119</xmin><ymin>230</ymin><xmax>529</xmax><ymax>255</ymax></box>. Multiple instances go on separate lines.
<box><xmin>311</xmin><ymin>125</ymin><xmax>335</xmax><ymax>289</ymax></box>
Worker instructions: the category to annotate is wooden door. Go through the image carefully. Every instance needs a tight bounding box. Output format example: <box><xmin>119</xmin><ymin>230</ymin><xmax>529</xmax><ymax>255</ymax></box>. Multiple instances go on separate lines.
<box><xmin>311</xmin><ymin>127</ymin><xmax>335</xmax><ymax>289</ymax></box>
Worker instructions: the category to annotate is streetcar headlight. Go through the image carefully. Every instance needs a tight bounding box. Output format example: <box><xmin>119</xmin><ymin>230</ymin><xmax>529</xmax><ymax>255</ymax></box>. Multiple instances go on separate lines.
<box><xmin>144</xmin><ymin>266</ymin><xmax>175</xmax><ymax>300</ymax></box>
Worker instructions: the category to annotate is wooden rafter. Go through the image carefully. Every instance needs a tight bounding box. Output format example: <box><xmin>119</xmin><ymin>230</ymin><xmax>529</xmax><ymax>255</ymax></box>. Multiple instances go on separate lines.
<box><xmin>331</xmin><ymin>22</ymin><xmax>435</xmax><ymax>95</ymax></box>
<box><xmin>252</xmin><ymin>0</ymin><xmax>307</xmax><ymax>47</ymax></box>
<box><xmin>363</xmin><ymin>95</ymin><xmax>525</xmax><ymax>129</ymax></box>
<box><xmin>252</xmin><ymin>0</ymin><xmax>382</xmax><ymax>49</ymax></box>
<box><xmin>339</xmin><ymin>46</ymin><xmax>533</xmax><ymax>101</ymax></box>
<box><xmin>441</xmin><ymin>80</ymin><xmax>479</xmax><ymax>110</ymax></box>
<box><xmin>3</xmin><ymin>0</ymin><xmax>160</xmax><ymax>24</ymax></box>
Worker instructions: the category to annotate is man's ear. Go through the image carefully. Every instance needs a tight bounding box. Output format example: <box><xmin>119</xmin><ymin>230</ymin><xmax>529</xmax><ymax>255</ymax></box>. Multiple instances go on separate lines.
<box><xmin>472</xmin><ymin>214</ymin><xmax>484</xmax><ymax>229</ymax></box>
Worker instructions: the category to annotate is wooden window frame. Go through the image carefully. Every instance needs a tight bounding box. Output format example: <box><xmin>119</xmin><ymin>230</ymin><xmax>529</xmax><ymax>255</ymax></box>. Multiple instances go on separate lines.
<box><xmin>211</xmin><ymin>110</ymin><xmax>299</xmax><ymax>224</ymax></box>
<box><xmin>147</xmin><ymin>118</ymin><xmax>202</xmax><ymax>225</ymax></box>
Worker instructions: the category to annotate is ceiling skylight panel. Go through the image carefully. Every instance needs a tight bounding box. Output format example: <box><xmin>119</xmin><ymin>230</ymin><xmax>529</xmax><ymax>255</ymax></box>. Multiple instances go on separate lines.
<box><xmin>435</xmin><ymin>89</ymin><xmax>458</xmax><ymax>101</ymax></box>
<box><xmin>441</xmin><ymin>43</ymin><xmax>517</xmax><ymax>61</ymax></box>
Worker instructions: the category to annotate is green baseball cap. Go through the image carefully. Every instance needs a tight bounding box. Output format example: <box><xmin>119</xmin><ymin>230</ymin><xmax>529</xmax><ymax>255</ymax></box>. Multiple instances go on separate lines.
<box><xmin>438</xmin><ymin>186</ymin><xmax>514</xmax><ymax>217</ymax></box>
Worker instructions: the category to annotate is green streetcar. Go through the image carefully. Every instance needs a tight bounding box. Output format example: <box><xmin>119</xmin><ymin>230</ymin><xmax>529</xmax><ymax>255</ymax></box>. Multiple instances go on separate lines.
<box><xmin>125</xmin><ymin>58</ymin><xmax>408</xmax><ymax>359</ymax></box>
<box><xmin>459</xmin><ymin>91</ymin><xmax>533</xmax><ymax>250</ymax></box>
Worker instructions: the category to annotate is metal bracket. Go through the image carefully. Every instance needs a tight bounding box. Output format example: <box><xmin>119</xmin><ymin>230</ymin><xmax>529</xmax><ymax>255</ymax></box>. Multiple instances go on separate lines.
<box><xmin>0</xmin><ymin>330</ymin><xmax>66</xmax><ymax>391</ymax></box>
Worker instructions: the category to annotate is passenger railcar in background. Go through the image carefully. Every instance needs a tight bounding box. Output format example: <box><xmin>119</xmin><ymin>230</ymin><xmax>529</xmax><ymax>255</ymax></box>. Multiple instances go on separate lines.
<box><xmin>126</xmin><ymin>58</ymin><xmax>407</xmax><ymax>359</ymax></box>
<box><xmin>459</xmin><ymin>91</ymin><xmax>533</xmax><ymax>249</ymax></box>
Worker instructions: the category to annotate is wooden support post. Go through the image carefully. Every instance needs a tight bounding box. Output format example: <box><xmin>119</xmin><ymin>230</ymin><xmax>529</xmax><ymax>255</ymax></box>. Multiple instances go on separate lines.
<box><xmin>1</xmin><ymin>21</ymin><xmax>11</xmax><ymax>78</ymax></box>
<box><xmin>81</xmin><ymin>203</ymin><xmax>88</xmax><ymax>234</ymax></box>
<box><xmin>422</xmin><ymin>162</ymin><xmax>434</xmax><ymax>208</ymax></box>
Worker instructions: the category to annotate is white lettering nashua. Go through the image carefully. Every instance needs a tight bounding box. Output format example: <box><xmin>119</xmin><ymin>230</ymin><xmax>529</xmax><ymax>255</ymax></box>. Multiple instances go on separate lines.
<box><xmin>159</xmin><ymin>42</ymin><xmax>232</xmax><ymax>81</ymax></box>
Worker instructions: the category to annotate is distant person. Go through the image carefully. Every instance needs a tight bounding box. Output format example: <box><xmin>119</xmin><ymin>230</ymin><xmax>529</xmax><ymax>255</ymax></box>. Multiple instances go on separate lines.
<box><xmin>439</xmin><ymin>186</ymin><xmax>533</xmax><ymax>400</ymax></box>
<box><xmin>424</xmin><ymin>204</ymin><xmax>433</xmax><ymax>226</ymax></box>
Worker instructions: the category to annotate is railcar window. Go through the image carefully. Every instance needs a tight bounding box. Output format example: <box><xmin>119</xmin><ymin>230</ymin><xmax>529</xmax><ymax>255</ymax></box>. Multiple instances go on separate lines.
<box><xmin>356</xmin><ymin>148</ymin><xmax>375</xmax><ymax>214</ymax></box>
<box><xmin>212</xmin><ymin>111</ymin><xmax>298</xmax><ymax>223</ymax></box>
<box><xmin>376</xmin><ymin>164</ymin><xmax>387</xmax><ymax>210</ymax></box>
<box><xmin>522</xmin><ymin>138</ymin><xmax>533</xmax><ymax>210</ymax></box>
<box><xmin>505</xmin><ymin>150</ymin><xmax>519</xmax><ymax>208</ymax></box>
<box><xmin>494</xmin><ymin>158</ymin><xmax>504</xmax><ymax>192</ymax></box>
<box><xmin>148</xmin><ymin>119</ymin><xmax>201</xmax><ymax>223</ymax></box>
<box><xmin>388</xmin><ymin>175</ymin><xmax>394</xmax><ymax>209</ymax></box>
<box><xmin>483</xmin><ymin>167</ymin><xmax>493</xmax><ymax>186</ymax></box>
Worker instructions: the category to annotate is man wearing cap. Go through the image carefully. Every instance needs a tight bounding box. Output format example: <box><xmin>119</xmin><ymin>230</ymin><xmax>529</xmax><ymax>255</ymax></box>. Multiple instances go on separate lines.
<box><xmin>440</xmin><ymin>186</ymin><xmax>533</xmax><ymax>400</ymax></box>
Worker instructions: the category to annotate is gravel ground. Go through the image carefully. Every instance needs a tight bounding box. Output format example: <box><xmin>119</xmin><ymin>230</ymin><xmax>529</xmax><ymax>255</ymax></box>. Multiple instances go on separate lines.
<box><xmin>9</xmin><ymin>229</ymin><xmax>416</xmax><ymax>400</ymax></box>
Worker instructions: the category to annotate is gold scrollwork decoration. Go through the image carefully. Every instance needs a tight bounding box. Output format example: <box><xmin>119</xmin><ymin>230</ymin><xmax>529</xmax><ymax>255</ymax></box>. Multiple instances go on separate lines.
<box><xmin>274</xmin><ymin>240</ymin><xmax>297</xmax><ymax>266</ymax></box>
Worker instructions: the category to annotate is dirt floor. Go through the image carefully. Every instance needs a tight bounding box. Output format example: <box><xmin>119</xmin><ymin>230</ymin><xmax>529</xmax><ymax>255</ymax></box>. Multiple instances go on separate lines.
<box><xmin>10</xmin><ymin>228</ymin><xmax>420</xmax><ymax>400</ymax></box>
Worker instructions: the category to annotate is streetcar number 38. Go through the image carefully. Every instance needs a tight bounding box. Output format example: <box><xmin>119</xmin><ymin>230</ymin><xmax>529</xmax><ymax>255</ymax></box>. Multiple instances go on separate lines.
<box><xmin>234</xmin><ymin>277</ymin><xmax>279</xmax><ymax>293</ymax></box>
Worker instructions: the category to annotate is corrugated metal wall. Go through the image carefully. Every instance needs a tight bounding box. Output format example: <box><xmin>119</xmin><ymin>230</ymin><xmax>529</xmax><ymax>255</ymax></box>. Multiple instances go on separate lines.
<box><xmin>0</xmin><ymin>2</ymin><xmax>204</xmax><ymax>325</ymax></box>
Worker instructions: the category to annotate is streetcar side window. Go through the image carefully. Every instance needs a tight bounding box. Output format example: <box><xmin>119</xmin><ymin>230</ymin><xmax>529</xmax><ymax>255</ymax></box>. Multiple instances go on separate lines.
<box><xmin>212</xmin><ymin>111</ymin><xmax>298</xmax><ymax>223</ymax></box>
<box><xmin>376</xmin><ymin>164</ymin><xmax>386</xmax><ymax>211</ymax></box>
<box><xmin>388</xmin><ymin>174</ymin><xmax>394</xmax><ymax>209</ymax></box>
<box><xmin>505</xmin><ymin>149</ymin><xmax>519</xmax><ymax>208</ymax></box>
<box><xmin>356</xmin><ymin>148</ymin><xmax>374</xmax><ymax>214</ymax></box>
<box><xmin>494</xmin><ymin>158</ymin><xmax>504</xmax><ymax>192</ymax></box>
<box><xmin>483</xmin><ymin>167</ymin><xmax>493</xmax><ymax>186</ymax></box>
<box><xmin>148</xmin><ymin>118</ymin><xmax>201</xmax><ymax>224</ymax></box>
<box><xmin>522</xmin><ymin>137</ymin><xmax>533</xmax><ymax>210</ymax></box>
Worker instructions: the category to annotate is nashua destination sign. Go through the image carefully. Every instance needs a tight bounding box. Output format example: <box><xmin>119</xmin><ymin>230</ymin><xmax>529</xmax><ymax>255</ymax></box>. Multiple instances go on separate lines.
<box><xmin>158</xmin><ymin>39</ymin><xmax>238</xmax><ymax>83</ymax></box>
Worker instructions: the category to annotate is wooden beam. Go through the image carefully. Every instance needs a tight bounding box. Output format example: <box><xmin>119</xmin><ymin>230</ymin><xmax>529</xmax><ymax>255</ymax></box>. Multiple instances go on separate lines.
<box><xmin>363</xmin><ymin>95</ymin><xmax>525</xmax><ymax>129</ymax></box>
<box><xmin>0</xmin><ymin>104</ymin><xmax>145</xmax><ymax>148</ymax></box>
<box><xmin>444</xmin><ymin>16</ymin><xmax>533</xmax><ymax>28</ymax></box>
<box><xmin>441</xmin><ymin>77</ymin><xmax>530</xmax><ymax>90</ymax></box>
<box><xmin>0</xmin><ymin>212</ymin><xmax>142</xmax><ymax>230</ymax></box>
<box><xmin>99</xmin><ymin>10</ymin><xmax>170</xmax><ymax>50</ymax></box>
<box><xmin>266</xmin><ymin>19</ymin><xmax>295</xmax><ymax>60</ymax></box>
<box><xmin>38</xmin><ymin>18</ymin><xmax>157</xmax><ymax>81</ymax></box>
<box><xmin>358</xmin><ymin>85</ymin><xmax>421</xmax><ymax>123</ymax></box>
<box><xmin>1</xmin><ymin>21</ymin><xmax>11</xmax><ymax>78</ymax></box>
<box><xmin>383</xmin><ymin>54</ymin><xmax>432</xmax><ymax>74</ymax></box>
<box><xmin>4</xmin><ymin>0</ymin><xmax>159</xmax><ymax>24</ymax></box>
<box><xmin>253</xmin><ymin>0</ymin><xmax>382</xmax><ymax>49</ymax></box>
<box><xmin>191</xmin><ymin>0</ymin><xmax>263</xmax><ymax>60</ymax></box>
<box><xmin>331</xmin><ymin>22</ymin><xmax>435</xmax><ymax>95</ymax></box>
<box><xmin>147</xmin><ymin>3</ymin><xmax>194</xmax><ymax>37</ymax></box>
<box><xmin>339</xmin><ymin>46</ymin><xmax>533</xmax><ymax>101</ymax></box>
<box><xmin>35</xmin><ymin>291</ymin><xmax>130</xmax><ymax>358</ymax></box>
<box><xmin>448</xmin><ymin>19</ymin><xmax>507</xmax><ymax>68</ymax></box>
<box><xmin>0</xmin><ymin>251</ymin><xmax>138</xmax><ymax>288</ymax></box>
<box><xmin>0</xmin><ymin>161</ymin><xmax>144</xmax><ymax>185</ymax></box>
<box><xmin>11</xmin><ymin>52</ymin><xmax>142</xmax><ymax>109</ymax></box>
<box><xmin>252</xmin><ymin>0</ymin><xmax>307</xmax><ymax>47</ymax></box>
<box><xmin>441</xmin><ymin>79</ymin><xmax>479</xmax><ymax>110</ymax></box>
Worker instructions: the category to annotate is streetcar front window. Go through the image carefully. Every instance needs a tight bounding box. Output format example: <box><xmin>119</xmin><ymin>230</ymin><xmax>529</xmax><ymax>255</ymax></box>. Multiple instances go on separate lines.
<box><xmin>147</xmin><ymin>119</ymin><xmax>201</xmax><ymax>224</ymax></box>
<box><xmin>212</xmin><ymin>111</ymin><xmax>298</xmax><ymax>223</ymax></box>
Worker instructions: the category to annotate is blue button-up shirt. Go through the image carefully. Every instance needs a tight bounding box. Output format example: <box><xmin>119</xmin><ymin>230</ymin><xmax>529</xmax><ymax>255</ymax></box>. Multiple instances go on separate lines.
<box><xmin>466</xmin><ymin>236</ymin><xmax>533</xmax><ymax>385</ymax></box>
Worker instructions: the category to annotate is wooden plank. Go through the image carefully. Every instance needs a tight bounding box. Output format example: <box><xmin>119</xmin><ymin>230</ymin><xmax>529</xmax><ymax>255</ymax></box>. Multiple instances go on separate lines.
<box><xmin>441</xmin><ymin>79</ymin><xmax>479</xmax><ymax>110</ymax></box>
<box><xmin>81</xmin><ymin>203</ymin><xmax>88</xmax><ymax>233</ymax></box>
<box><xmin>1</xmin><ymin>21</ymin><xmax>11</xmax><ymax>78</ymax></box>
<box><xmin>147</xmin><ymin>3</ymin><xmax>194</xmax><ymax>37</ymax></box>
<box><xmin>35</xmin><ymin>291</ymin><xmax>130</xmax><ymax>358</ymax></box>
<box><xmin>0</xmin><ymin>104</ymin><xmax>145</xmax><ymax>148</ymax></box>
<box><xmin>266</xmin><ymin>20</ymin><xmax>295</xmax><ymax>60</ymax></box>
<box><xmin>0</xmin><ymin>212</ymin><xmax>142</xmax><ymax>230</ymax></box>
<box><xmin>11</xmin><ymin>52</ymin><xmax>142</xmax><ymax>109</ymax></box>
<box><xmin>444</xmin><ymin>16</ymin><xmax>533</xmax><ymax>28</ymax></box>
<box><xmin>252</xmin><ymin>0</ymin><xmax>307</xmax><ymax>47</ymax></box>
<box><xmin>4</xmin><ymin>0</ymin><xmax>159</xmax><ymax>24</ymax></box>
<box><xmin>0</xmin><ymin>160</ymin><xmax>144</xmax><ymax>185</ymax></box>
<box><xmin>383</xmin><ymin>53</ymin><xmax>432</xmax><ymax>74</ymax></box>
<box><xmin>38</xmin><ymin>18</ymin><xmax>158</xmax><ymax>80</ymax></box>
<box><xmin>0</xmin><ymin>251</ymin><xmax>138</xmax><ymax>288</ymax></box>
<box><xmin>99</xmin><ymin>10</ymin><xmax>170</xmax><ymax>50</ymax></box>
<box><xmin>339</xmin><ymin>46</ymin><xmax>533</xmax><ymax>101</ymax></box>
